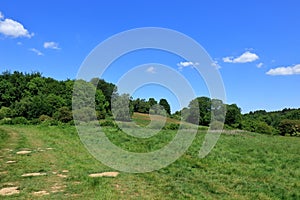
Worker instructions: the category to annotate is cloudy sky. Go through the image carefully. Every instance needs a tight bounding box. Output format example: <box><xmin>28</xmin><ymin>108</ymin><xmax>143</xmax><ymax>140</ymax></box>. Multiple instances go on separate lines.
<box><xmin>0</xmin><ymin>1</ymin><xmax>299</xmax><ymax>113</ymax></box>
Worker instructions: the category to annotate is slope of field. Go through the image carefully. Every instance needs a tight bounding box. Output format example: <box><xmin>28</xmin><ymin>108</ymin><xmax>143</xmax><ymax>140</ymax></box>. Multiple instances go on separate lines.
<box><xmin>0</xmin><ymin>123</ymin><xmax>300</xmax><ymax>199</ymax></box>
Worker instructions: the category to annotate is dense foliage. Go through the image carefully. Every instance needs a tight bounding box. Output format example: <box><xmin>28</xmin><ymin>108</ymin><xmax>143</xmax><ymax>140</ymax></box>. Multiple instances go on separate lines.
<box><xmin>0</xmin><ymin>71</ymin><xmax>114</xmax><ymax>124</ymax></box>
<box><xmin>1</xmin><ymin>71</ymin><xmax>299</xmax><ymax>136</ymax></box>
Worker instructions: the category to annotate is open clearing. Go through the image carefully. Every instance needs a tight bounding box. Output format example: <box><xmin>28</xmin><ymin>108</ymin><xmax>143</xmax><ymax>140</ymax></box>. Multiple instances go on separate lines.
<box><xmin>0</xmin><ymin>124</ymin><xmax>300</xmax><ymax>199</ymax></box>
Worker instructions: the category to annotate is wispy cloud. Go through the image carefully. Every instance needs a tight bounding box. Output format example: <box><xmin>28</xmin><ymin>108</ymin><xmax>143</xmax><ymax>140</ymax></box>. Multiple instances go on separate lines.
<box><xmin>44</xmin><ymin>41</ymin><xmax>60</xmax><ymax>50</ymax></box>
<box><xmin>29</xmin><ymin>48</ymin><xmax>43</xmax><ymax>56</ymax></box>
<box><xmin>146</xmin><ymin>66</ymin><xmax>156</xmax><ymax>74</ymax></box>
<box><xmin>0</xmin><ymin>11</ymin><xmax>33</xmax><ymax>38</ymax></box>
<box><xmin>211</xmin><ymin>60</ymin><xmax>221</xmax><ymax>69</ymax></box>
<box><xmin>256</xmin><ymin>62</ymin><xmax>263</xmax><ymax>68</ymax></box>
<box><xmin>266</xmin><ymin>64</ymin><xmax>300</xmax><ymax>76</ymax></box>
<box><xmin>223</xmin><ymin>51</ymin><xmax>259</xmax><ymax>63</ymax></box>
<box><xmin>177</xmin><ymin>61</ymin><xmax>199</xmax><ymax>70</ymax></box>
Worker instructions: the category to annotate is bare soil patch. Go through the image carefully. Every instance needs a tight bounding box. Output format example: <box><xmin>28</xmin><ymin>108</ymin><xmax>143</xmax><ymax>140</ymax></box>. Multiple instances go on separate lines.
<box><xmin>89</xmin><ymin>172</ymin><xmax>119</xmax><ymax>177</ymax></box>
<box><xmin>16</xmin><ymin>150</ymin><xmax>31</xmax><ymax>155</ymax></box>
<box><xmin>21</xmin><ymin>172</ymin><xmax>47</xmax><ymax>177</ymax></box>
<box><xmin>0</xmin><ymin>187</ymin><xmax>20</xmax><ymax>196</ymax></box>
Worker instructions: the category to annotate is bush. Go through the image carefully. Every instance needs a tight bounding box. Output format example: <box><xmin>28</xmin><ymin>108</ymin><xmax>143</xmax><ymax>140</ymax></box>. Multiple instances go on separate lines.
<box><xmin>39</xmin><ymin>114</ymin><xmax>52</xmax><ymax>122</ymax></box>
<box><xmin>0</xmin><ymin>107</ymin><xmax>12</xmax><ymax>119</ymax></box>
<box><xmin>163</xmin><ymin>123</ymin><xmax>179</xmax><ymax>130</ymax></box>
<box><xmin>99</xmin><ymin>120</ymin><xmax>117</xmax><ymax>127</ymax></box>
<box><xmin>242</xmin><ymin>120</ymin><xmax>274</xmax><ymax>135</ymax></box>
<box><xmin>255</xmin><ymin>121</ymin><xmax>274</xmax><ymax>134</ymax></box>
<box><xmin>148</xmin><ymin>121</ymin><xmax>165</xmax><ymax>129</ymax></box>
<box><xmin>0</xmin><ymin>117</ymin><xmax>12</xmax><ymax>125</ymax></box>
<box><xmin>41</xmin><ymin>119</ymin><xmax>60</xmax><ymax>126</ymax></box>
<box><xmin>73</xmin><ymin>107</ymin><xmax>96</xmax><ymax>122</ymax></box>
<box><xmin>11</xmin><ymin>117</ymin><xmax>28</xmax><ymax>125</ymax></box>
<box><xmin>278</xmin><ymin>119</ymin><xmax>300</xmax><ymax>136</ymax></box>
<box><xmin>210</xmin><ymin>121</ymin><xmax>224</xmax><ymax>130</ymax></box>
<box><xmin>53</xmin><ymin>107</ymin><xmax>73</xmax><ymax>123</ymax></box>
<box><xmin>30</xmin><ymin>118</ymin><xmax>41</xmax><ymax>125</ymax></box>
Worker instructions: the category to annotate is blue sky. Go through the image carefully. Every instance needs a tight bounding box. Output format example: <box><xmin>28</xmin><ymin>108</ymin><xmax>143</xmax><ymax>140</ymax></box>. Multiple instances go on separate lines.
<box><xmin>0</xmin><ymin>0</ymin><xmax>300</xmax><ymax>113</ymax></box>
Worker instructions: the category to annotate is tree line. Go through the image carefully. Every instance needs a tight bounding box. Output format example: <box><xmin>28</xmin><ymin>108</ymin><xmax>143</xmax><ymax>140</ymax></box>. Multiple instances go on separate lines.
<box><xmin>0</xmin><ymin>71</ymin><xmax>299</xmax><ymax>136</ymax></box>
<box><xmin>0</xmin><ymin>71</ymin><xmax>171</xmax><ymax>124</ymax></box>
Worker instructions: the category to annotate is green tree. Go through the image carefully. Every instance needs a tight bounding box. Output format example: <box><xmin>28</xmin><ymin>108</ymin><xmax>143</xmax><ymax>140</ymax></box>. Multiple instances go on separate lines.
<box><xmin>197</xmin><ymin>97</ymin><xmax>211</xmax><ymax>126</ymax></box>
<box><xmin>148</xmin><ymin>98</ymin><xmax>157</xmax><ymax>107</ymax></box>
<box><xmin>225</xmin><ymin>104</ymin><xmax>242</xmax><ymax>128</ymax></box>
<box><xmin>111</xmin><ymin>93</ymin><xmax>133</xmax><ymax>121</ymax></box>
<box><xmin>25</xmin><ymin>77</ymin><xmax>46</xmax><ymax>96</ymax></box>
<box><xmin>95</xmin><ymin>89</ymin><xmax>109</xmax><ymax>119</ymax></box>
<box><xmin>211</xmin><ymin>99</ymin><xmax>226</xmax><ymax>123</ymax></box>
<box><xmin>278</xmin><ymin>119</ymin><xmax>300</xmax><ymax>136</ymax></box>
<box><xmin>185</xmin><ymin>98</ymin><xmax>200</xmax><ymax>124</ymax></box>
<box><xmin>159</xmin><ymin>99</ymin><xmax>171</xmax><ymax>115</ymax></box>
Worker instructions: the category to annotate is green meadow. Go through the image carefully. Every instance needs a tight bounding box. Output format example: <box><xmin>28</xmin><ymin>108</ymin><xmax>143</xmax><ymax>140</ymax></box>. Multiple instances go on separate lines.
<box><xmin>0</xmin><ymin>115</ymin><xmax>300</xmax><ymax>199</ymax></box>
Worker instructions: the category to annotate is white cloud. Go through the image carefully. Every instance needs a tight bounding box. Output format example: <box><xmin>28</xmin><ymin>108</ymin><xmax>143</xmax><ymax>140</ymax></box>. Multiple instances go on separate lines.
<box><xmin>223</xmin><ymin>51</ymin><xmax>259</xmax><ymax>63</ymax></box>
<box><xmin>177</xmin><ymin>61</ymin><xmax>199</xmax><ymax>70</ymax></box>
<box><xmin>29</xmin><ymin>48</ymin><xmax>43</xmax><ymax>56</ymax></box>
<box><xmin>211</xmin><ymin>60</ymin><xmax>221</xmax><ymax>69</ymax></box>
<box><xmin>256</xmin><ymin>62</ymin><xmax>263</xmax><ymax>68</ymax></box>
<box><xmin>17</xmin><ymin>41</ymin><xmax>22</xmax><ymax>45</ymax></box>
<box><xmin>177</xmin><ymin>61</ymin><xmax>199</xmax><ymax>67</ymax></box>
<box><xmin>146</xmin><ymin>66</ymin><xmax>156</xmax><ymax>74</ymax></box>
<box><xmin>44</xmin><ymin>41</ymin><xmax>60</xmax><ymax>50</ymax></box>
<box><xmin>222</xmin><ymin>57</ymin><xmax>233</xmax><ymax>63</ymax></box>
<box><xmin>266</xmin><ymin>64</ymin><xmax>300</xmax><ymax>76</ymax></box>
<box><xmin>0</xmin><ymin>12</ymin><xmax>33</xmax><ymax>38</ymax></box>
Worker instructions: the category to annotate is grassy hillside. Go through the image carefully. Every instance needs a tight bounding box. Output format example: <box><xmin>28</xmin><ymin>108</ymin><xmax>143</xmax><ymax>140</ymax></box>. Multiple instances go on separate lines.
<box><xmin>0</xmin><ymin>122</ymin><xmax>300</xmax><ymax>199</ymax></box>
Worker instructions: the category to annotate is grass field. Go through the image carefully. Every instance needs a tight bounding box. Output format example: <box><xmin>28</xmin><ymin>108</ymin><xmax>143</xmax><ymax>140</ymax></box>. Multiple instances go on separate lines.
<box><xmin>0</xmin><ymin>116</ymin><xmax>300</xmax><ymax>199</ymax></box>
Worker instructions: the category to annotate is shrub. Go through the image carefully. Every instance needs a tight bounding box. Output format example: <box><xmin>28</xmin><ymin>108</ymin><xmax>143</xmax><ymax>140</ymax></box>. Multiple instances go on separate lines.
<box><xmin>73</xmin><ymin>107</ymin><xmax>96</xmax><ymax>122</ymax></box>
<box><xmin>278</xmin><ymin>119</ymin><xmax>300</xmax><ymax>136</ymax></box>
<box><xmin>0</xmin><ymin>107</ymin><xmax>12</xmax><ymax>119</ymax></box>
<box><xmin>255</xmin><ymin>121</ymin><xmax>274</xmax><ymax>134</ymax></box>
<box><xmin>30</xmin><ymin>118</ymin><xmax>41</xmax><ymax>125</ymax></box>
<box><xmin>12</xmin><ymin>117</ymin><xmax>28</xmax><ymax>125</ymax></box>
<box><xmin>163</xmin><ymin>123</ymin><xmax>179</xmax><ymax>130</ymax></box>
<box><xmin>99</xmin><ymin>120</ymin><xmax>117</xmax><ymax>127</ymax></box>
<box><xmin>242</xmin><ymin>120</ymin><xmax>274</xmax><ymax>135</ymax></box>
<box><xmin>41</xmin><ymin>119</ymin><xmax>60</xmax><ymax>126</ymax></box>
<box><xmin>0</xmin><ymin>117</ymin><xmax>12</xmax><ymax>125</ymax></box>
<box><xmin>53</xmin><ymin>107</ymin><xmax>73</xmax><ymax>123</ymax></box>
<box><xmin>210</xmin><ymin>121</ymin><xmax>224</xmax><ymax>130</ymax></box>
<box><xmin>148</xmin><ymin>121</ymin><xmax>164</xmax><ymax>129</ymax></box>
<box><xmin>39</xmin><ymin>114</ymin><xmax>52</xmax><ymax>122</ymax></box>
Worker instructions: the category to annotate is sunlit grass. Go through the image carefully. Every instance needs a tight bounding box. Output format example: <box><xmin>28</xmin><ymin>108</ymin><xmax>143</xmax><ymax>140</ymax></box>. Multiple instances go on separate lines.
<box><xmin>0</xmin><ymin>124</ymin><xmax>299</xmax><ymax>199</ymax></box>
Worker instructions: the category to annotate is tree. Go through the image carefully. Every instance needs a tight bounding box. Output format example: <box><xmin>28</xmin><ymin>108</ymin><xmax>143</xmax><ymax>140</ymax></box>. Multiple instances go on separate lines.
<box><xmin>25</xmin><ymin>77</ymin><xmax>46</xmax><ymax>96</ymax></box>
<box><xmin>45</xmin><ymin>94</ymin><xmax>66</xmax><ymax>116</ymax></box>
<box><xmin>278</xmin><ymin>119</ymin><xmax>300</xmax><ymax>136</ymax></box>
<box><xmin>211</xmin><ymin>99</ymin><xmax>226</xmax><ymax>123</ymax></box>
<box><xmin>148</xmin><ymin>98</ymin><xmax>157</xmax><ymax>107</ymax></box>
<box><xmin>91</xmin><ymin>78</ymin><xmax>116</xmax><ymax>112</ymax></box>
<box><xmin>225</xmin><ymin>104</ymin><xmax>242</xmax><ymax>128</ymax></box>
<box><xmin>159</xmin><ymin>99</ymin><xmax>171</xmax><ymax>115</ymax></box>
<box><xmin>111</xmin><ymin>93</ymin><xmax>133</xmax><ymax>121</ymax></box>
<box><xmin>185</xmin><ymin>98</ymin><xmax>200</xmax><ymax>124</ymax></box>
<box><xmin>197</xmin><ymin>97</ymin><xmax>211</xmax><ymax>126</ymax></box>
<box><xmin>95</xmin><ymin>89</ymin><xmax>109</xmax><ymax>119</ymax></box>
